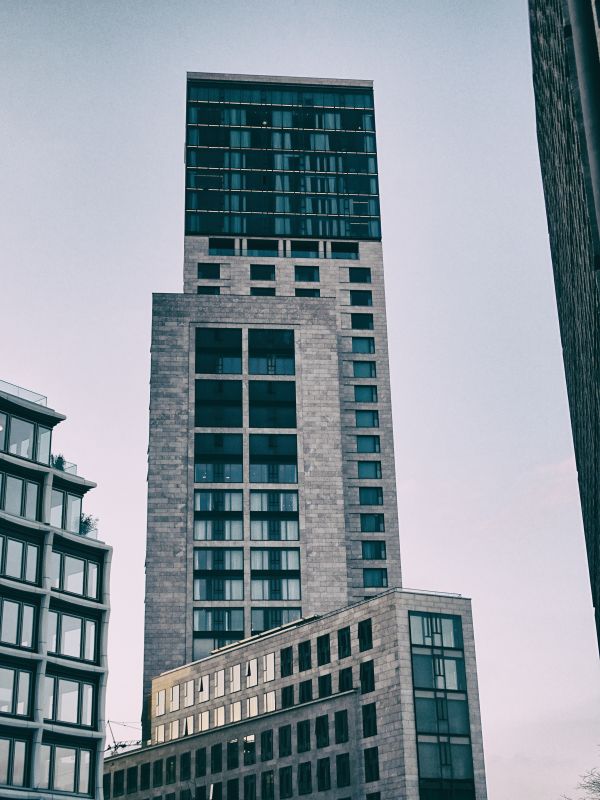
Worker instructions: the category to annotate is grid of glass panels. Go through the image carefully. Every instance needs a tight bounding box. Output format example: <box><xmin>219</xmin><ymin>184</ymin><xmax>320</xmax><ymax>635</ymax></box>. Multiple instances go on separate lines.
<box><xmin>186</xmin><ymin>79</ymin><xmax>380</xmax><ymax>239</ymax></box>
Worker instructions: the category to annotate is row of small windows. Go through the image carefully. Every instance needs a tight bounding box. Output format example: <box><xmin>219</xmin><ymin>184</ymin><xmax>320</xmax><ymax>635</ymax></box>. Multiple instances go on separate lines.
<box><xmin>0</xmin><ymin>597</ymin><xmax>98</xmax><ymax>663</ymax></box>
<box><xmin>186</xmin><ymin>212</ymin><xmax>380</xmax><ymax>241</ymax></box>
<box><xmin>187</xmin><ymin>191</ymin><xmax>379</xmax><ymax>218</ymax></box>
<box><xmin>0</xmin><ymin>737</ymin><xmax>93</xmax><ymax>793</ymax></box>
<box><xmin>0</xmin><ymin>410</ymin><xmax>51</xmax><ymax>465</ymax></box>
<box><xmin>187</xmin><ymin>149</ymin><xmax>378</xmax><ymax>177</ymax></box>
<box><xmin>187</xmin><ymin>83</ymin><xmax>374</xmax><ymax>109</ymax></box>
<box><xmin>189</xmin><ymin>171</ymin><xmax>378</xmax><ymax>195</ymax></box>
<box><xmin>206</xmin><ymin>239</ymin><xmax>359</xmax><ymax>260</ymax></box>
<box><xmin>187</xmin><ymin>128</ymin><xmax>376</xmax><ymax>155</ymax></box>
<box><xmin>187</xmin><ymin>104</ymin><xmax>375</xmax><ymax>129</ymax></box>
<box><xmin>0</xmin><ymin>469</ymin><xmax>86</xmax><ymax>535</ymax></box>
<box><xmin>0</xmin><ymin>532</ymin><xmax>101</xmax><ymax>599</ymax></box>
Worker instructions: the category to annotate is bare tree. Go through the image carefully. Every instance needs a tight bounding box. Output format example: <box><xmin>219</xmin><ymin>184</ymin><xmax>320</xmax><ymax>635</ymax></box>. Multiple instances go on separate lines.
<box><xmin>563</xmin><ymin>769</ymin><xmax>600</xmax><ymax>800</ymax></box>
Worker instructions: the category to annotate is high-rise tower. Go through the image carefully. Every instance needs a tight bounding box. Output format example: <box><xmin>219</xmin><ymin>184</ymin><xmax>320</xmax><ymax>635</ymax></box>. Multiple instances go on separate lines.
<box><xmin>144</xmin><ymin>73</ymin><xmax>401</xmax><ymax>698</ymax></box>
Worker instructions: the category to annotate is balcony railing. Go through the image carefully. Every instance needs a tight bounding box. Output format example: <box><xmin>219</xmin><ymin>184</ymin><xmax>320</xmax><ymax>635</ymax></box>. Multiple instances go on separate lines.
<box><xmin>0</xmin><ymin>379</ymin><xmax>47</xmax><ymax>406</ymax></box>
<box><xmin>50</xmin><ymin>454</ymin><xmax>78</xmax><ymax>475</ymax></box>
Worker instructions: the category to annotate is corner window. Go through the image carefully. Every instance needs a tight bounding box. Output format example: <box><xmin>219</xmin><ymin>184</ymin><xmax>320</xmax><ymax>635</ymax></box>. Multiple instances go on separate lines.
<box><xmin>50</xmin><ymin>489</ymin><xmax>83</xmax><ymax>534</ymax></box>
<box><xmin>49</xmin><ymin>550</ymin><xmax>99</xmax><ymax>600</ymax></box>
<box><xmin>43</xmin><ymin>675</ymin><xmax>94</xmax><ymax>727</ymax></box>
<box><xmin>47</xmin><ymin>609</ymin><xmax>97</xmax><ymax>662</ymax></box>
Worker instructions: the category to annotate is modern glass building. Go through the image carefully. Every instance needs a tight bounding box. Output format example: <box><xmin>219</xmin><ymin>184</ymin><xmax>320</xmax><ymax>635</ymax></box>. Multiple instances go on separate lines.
<box><xmin>0</xmin><ymin>379</ymin><xmax>111</xmax><ymax>798</ymax></box>
<box><xmin>135</xmin><ymin>72</ymin><xmax>488</xmax><ymax>799</ymax></box>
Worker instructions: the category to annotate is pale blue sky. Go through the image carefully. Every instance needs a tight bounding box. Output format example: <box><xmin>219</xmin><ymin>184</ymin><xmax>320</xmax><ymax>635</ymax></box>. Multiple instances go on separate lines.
<box><xmin>1</xmin><ymin>1</ymin><xmax>598</xmax><ymax>796</ymax></box>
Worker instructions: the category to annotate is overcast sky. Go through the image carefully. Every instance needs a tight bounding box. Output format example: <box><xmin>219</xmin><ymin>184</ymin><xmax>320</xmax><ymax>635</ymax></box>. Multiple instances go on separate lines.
<box><xmin>1</xmin><ymin>1</ymin><xmax>598</xmax><ymax>796</ymax></box>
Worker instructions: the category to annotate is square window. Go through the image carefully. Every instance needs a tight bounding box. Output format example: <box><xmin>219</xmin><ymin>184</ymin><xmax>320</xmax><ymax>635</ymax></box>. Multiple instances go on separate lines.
<box><xmin>361</xmin><ymin>541</ymin><xmax>386</xmax><ymax>560</ymax></box>
<box><xmin>353</xmin><ymin>361</ymin><xmax>376</xmax><ymax>378</ymax></box>
<box><xmin>295</xmin><ymin>266</ymin><xmax>320</xmax><ymax>282</ymax></box>
<box><xmin>360</xmin><ymin>513</ymin><xmax>384</xmax><ymax>532</ymax></box>
<box><xmin>352</xmin><ymin>336</ymin><xmax>375</xmax><ymax>354</ymax></box>
<box><xmin>350</xmin><ymin>290</ymin><xmax>372</xmax><ymax>306</ymax></box>
<box><xmin>349</xmin><ymin>267</ymin><xmax>372</xmax><ymax>283</ymax></box>
<box><xmin>351</xmin><ymin>313</ymin><xmax>373</xmax><ymax>330</ymax></box>
<box><xmin>359</xmin><ymin>487</ymin><xmax>383</xmax><ymax>505</ymax></box>
<box><xmin>356</xmin><ymin>410</ymin><xmax>379</xmax><ymax>428</ymax></box>
<box><xmin>198</xmin><ymin>264</ymin><xmax>221</xmax><ymax>280</ymax></box>
<box><xmin>363</xmin><ymin>568</ymin><xmax>388</xmax><ymax>588</ymax></box>
<box><xmin>354</xmin><ymin>385</ymin><xmax>378</xmax><ymax>402</ymax></box>
<box><xmin>356</xmin><ymin>435</ymin><xmax>380</xmax><ymax>453</ymax></box>
<box><xmin>358</xmin><ymin>461</ymin><xmax>381</xmax><ymax>479</ymax></box>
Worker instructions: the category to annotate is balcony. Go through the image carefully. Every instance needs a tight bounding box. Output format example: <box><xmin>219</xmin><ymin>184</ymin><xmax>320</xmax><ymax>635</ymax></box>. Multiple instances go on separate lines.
<box><xmin>50</xmin><ymin>454</ymin><xmax>78</xmax><ymax>475</ymax></box>
<box><xmin>0</xmin><ymin>379</ymin><xmax>47</xmax><ymax>406</ymax></box>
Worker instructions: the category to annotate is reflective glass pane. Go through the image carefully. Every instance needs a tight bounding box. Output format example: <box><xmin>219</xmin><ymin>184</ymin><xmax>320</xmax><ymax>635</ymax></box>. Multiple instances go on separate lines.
<box><xmin>0</xmin><ymin>668</ymin><xmax>14</xmax><ymax>713</ymax></box>
<box><xmin>43</xmin><ymin>675</ymin><xmax>54</xmax><ymax>719</ymax></box>
<box><xmin>79</xmin><ymin>749</ymin><xmax>91</xmax><ymax>794</ymax></box>
<box><xmin>50</xmin><ymin>490</ymin><xmax>63</xmax><ymax>528</ymax></box>
<box><xmin>84</xmin><ymin>619</ymin><xmax>96</xmax><ymax>661</ymax></box>
<box><xmin>63</xmin><ymin>556</ymin><xmax>85</xmax><ymax>595</ymax></box>
<box><xmin>54</xmin><ymin>746</ymin><xmax>77</xmax><ymax>791</ymax></box>
<box><xmin>25</xmin><ymin>545</ymin><xmax>37</xmax><ymax>583</ymax></box>
<box><xmin>48</xmin><ymin>611</ymin><xmax>58</xmax><ymax>651</ymax></box>
<box><xmin>0</xmin><ymin>739</ymin><xmax>8</xmax><ymax>783</ymax></box>
<box><xmin>4</xmin><ymin>476</ymin><xmax>23</xmax><ymax>516</ymax></box>
<box><xmin>24</xmin><ymin>482</ymin><xmax>38</xmax><ymax>521</ymax></box>
<box><xmin>81</xmin><ymin>683</ymin><xmax>93</xmax><ymax>726</ymax></box>
<box><xmin>87</xmin><ymin>562</ymin><xmax>98</xmax><ymax>598</ymax></box>
<box><xmin>65</xmin><ymin>495</ymin><xmax>82</xmax><ymax>534</ymax></box>
<box><xmin>48</xmin><ymin>551</ymin><xmax>60</xmax><ymax>587</ymax></box>
<box><xmin>0</xmin><ymin>413</ymin><xmax>6</xmax><ymax>450</ymax></box>
<box><xmin>57</xmin><ymin>679</ymin><xmax>79</xmax><ymax>723</ymax></box>
<box><xmin>20</xmin><ymin>605</ymin><xmax>33</xmax><ymax>647</ymax></box>
<box><xmin>5</xmin><ymin>538</ymin><xmax>23</xmax><ymax>578</ymax></box>
<box><xmin>61</xmin><ymin>615</ymin><xmax>82</xmax><ymax>657</ymax></box>
<box><xmin>8</xmin><ymin>418</ymin><xmax>34</xmax><ymax>459</ymax></box>
<box><xmin>0</xmin><ymin>600</ymin><xmax>19</xmax><ymax>644</ymax></box>
<box><xmin>12</xmin><ymin>740</ymin><xmax>26</xmax><ymax>786</ymax></box>
<box><xmin>38</xmin><ymin>744</ymin><xmax>51</xmax><ymax>788</ymax></box>
<box><xmin>16</xmin><ymin>671</ymin><xmax>29</xmax><ymax>715</ymax></box>
<box><xmin>37</xmin><ymin>426</ymin><xmax>51</xmax><ymax>464</ymax></box>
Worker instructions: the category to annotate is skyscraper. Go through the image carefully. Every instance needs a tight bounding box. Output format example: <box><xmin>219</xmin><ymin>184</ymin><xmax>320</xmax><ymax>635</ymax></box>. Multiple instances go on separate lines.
<box><xmin>529</xmin><ymin>1</ymin><xmax>600</xmax><ymax>644</ymax></box>
<box><xmin>0</xmin><ymin>379</ymin><xmax>111</xmax><ymax>797</ymax></box>
<box><xmin>114</xmin><ymin>72</ymin><xmax>488</xmax><ymax>800</ymax></box>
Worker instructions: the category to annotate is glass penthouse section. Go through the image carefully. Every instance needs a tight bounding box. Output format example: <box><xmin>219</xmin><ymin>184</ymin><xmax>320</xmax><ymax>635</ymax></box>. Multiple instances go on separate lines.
<box><xmin>185</xmin><ymin>77</ymin><xmax>380</xmax><ymax>240</ymax></box>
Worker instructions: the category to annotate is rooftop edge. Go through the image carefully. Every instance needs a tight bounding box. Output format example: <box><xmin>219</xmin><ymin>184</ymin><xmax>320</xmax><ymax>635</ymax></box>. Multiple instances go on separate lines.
<box><xmin>186</xmin><ymin>71</ymin><xmax>373</xmax><ymax>89</ymax></box>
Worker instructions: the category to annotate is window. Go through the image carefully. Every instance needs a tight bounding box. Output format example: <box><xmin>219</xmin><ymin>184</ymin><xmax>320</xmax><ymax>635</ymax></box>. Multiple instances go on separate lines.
<box><xmin>353</xmin><ymin>361</ymin><xmax>376</xmax><ymax>378</ymax></box>
<box><xmin>0</xmin><ymin>473</ymin><xmax>40</xmax><ymax>522</ymax></box>
<box><xmin>184</xmin><ymin>679</ymin><xmax>195</xmax><ymax>707</ymax></box>
<box><xmin>350</xmin><ymin>290</ymin><xmax>372</xmax><ymax>306</ymax></box>
<box><xmin>352</xmin><ymin>336</ymin><xmax>375</xmax><ymax>353</ymax></box>
<box><xmin>317</xmin><ymin>633</ymin><xmax>330</xmax><ymax>665</ymax></box>
<box><xmin>318</xmin><ymin>673</ymin><xmax>332</xmax><ymax>698</ymax></box>
<box><xmin>338</xmin><ymin>667</ymin><xmax>353</xmax><ymax>692</ymax></box>
<box><xmin>196</xmin><ymin>328</ymin><xmax>242</xmax><ymax>375</ymax></box>
<box><xmin>251</xmin><ymin>578</ymin><xmax>300</xmax><ymax>601</ymax></box>
<box><xmin>358</xmin><ymin>461</ymin><xmax>381</xmax><ymax>479</ymax></box>
<box><xmin>360</xmin><ymin>660</ymin><xmax>376</xmax><ymax>693</ymax></box>
<box><xmin>337</xmin><ymin>626</ymin><xmax>351</xmax><ymax>658</ymax></box>
<box><xmin>317</xmin><ymin>757</ymin><xmax>331</xmax><ymax>791</ymax></box>
<box><xmin>260</xmin><ymin>729</ymin><xmax>273</xmax><ymax>761</ymax></box>
<box><xmin>251</xmin><ymin>287</ymin><xmax>276</xmax><ymax>296</ymax></box>
<box><xmin>249</xmin><ymin>381</ymin><xmax>296</xmax><ymax>428</ymax></box>
<box><xmin>297</xmin><ymin>720</ymin><xmax>310</xmax><ymax>753</ymax></box>
<box><xmin>250</xmin><ymin>264</ymin><xmax>275</xmax><ymax>281</ymax></box>
<box><xmin>412</xmin><ymin>654</ymin><xmax>467</xmax><ymax>691</ymax></box>
<box><xmin>140</xmin><ymin>762</ymin><xmax>150</xmax><ymax>790</ymax></box>
<box><xmin>295</xmin><ymin>266</ymin><xmax>319</xmax><ymax>282</ymax></box>
<box><xmin>0</xmin><ymin>736</ymin><xmax>27</xmax><ymax>787</ymax></box>
<box><xmin>38</xmin><ymin>742</ymin><xmax>92</xmax><ymax>794</ymax></box>
<box><xmin>249</xmin><ymin>330</ymin><xmax>294</xmax><ymax>376</ymax></box>
<box><xmin>356</xmin><ymin>435</ymin><xmax>380</xmax><ymax>453</ymax></box>
<box><xmin>197</xmin><ymin>286</ymin><xmax>221</xmax><ymax>295</ymax></box>
<box><xmin>336</xmin><ymin>753</ymin><xmax>351</xmax><ymax>788</ymax></box>
<box><xmin>280</xmin><ymin>646</ymin><xmax>293</xmax><ymax>677</ymax></box>
<box><xmin>49</xmin><ymin>550</ymin><xmax>99</xmax><ymax>600</ymax></box>
<box><xmin>246</xmin><ymin>658</ymin><xmax>258</xmax><ymax>688</ymax></box>
<box><xmin>331</xmin><ymin>242</ymin><xmax>358</xmax><ymax>259</ymax></box>
<box><xmin>261</xmin><ymin>770</ymin><xmax>274</xmax><ymax>800</ymax></box>
<box><xmin>291</xmin><ymin>240</ymin><xmax>319</xmax><ymax>258</ymax></box>
<box><xmin>113</xmin><ymin>769</ymin><xmax>124</xmax><ymax>796</ymax></box>
<box><xmin>349</xmin><ymin>267</ymin><xmax>371</xmax><ymax>282</ymax></box>
<box><xmin>211</xmin><ymin>744</ymin><xmax>222</xmax><ymax>773</ymax></box>
<box><xmin>227</xmin><ymin>778</ymin><xmax>239</xmax><ymax>800</ymax></box>
<box><xmin>364</xmin><ymin>747</ymin><xmax>380</xmax><ymax>782</ymax></box>
<box><xmin>247</xmin><ymin>239</ymin><xmax>278</xmax><ymax>257</ymax></box>
<box><xmin>264</xmin><ymin>690</ymin><xmax>276</xmax><ymax>712</ymax></box>
<box><xmin>0</xmin><ymin>666</ymin><xmax>31</xmax><ymax>716</ymax></box>
<box><xmin>246</xmin><ymin>695</ymin><xmax>259</xmax><ymax>718</ymax></box>
<box><xmin>262</xmin><ymin>652</ymin><xmax>275</xmax><ymax>682</ymax></box>
<box><xmin>156</xmin><ymin>689</ymin><xmax>165</xmax><ymax>716</ymax></box>
<box><xmin>195</xmin><ymin>380</ymin><xmax>243</xmax><ymax>427</ymax></box>
<box><xmin>49</xmin><ymin>489</ymin><xmax>83</xmax><ymax>533</ymax></box>
<box><xmin>356</xmin><ymin>410</ymin><xmax>379</xmax><ymax>428</ymax></box>
<box><xmin>43</xmin><ymin>674</ymin><xmax>94</xmax><ymax>726</ymax></box>
<box><xmin>351</xmin><ymin>313</ymin><xmax>373</xmax><ymax>330</ymax></box>
<box><xmin>279</xmin><ymin>766</ymin><xmax>293</xmax><ymax>799</ymax></box>
<box><xmin>229</xmin><ymin>664</ymin><xmax>241</xmax><ymax>693</ymax></box>
<box><xmin>0</xmin><ymin>597</ymin><xmax>35</xmax><ymax>649</ymax></box>
<box><xmin>153</xmin><ymin>759</ymin><xmax>164</xmax><ymax>786</ymax></box>
<box><xmin>193</xmin><ymin>608</ymin><xmax>244</xmax><ymax>635</ymax></box>
<box><xmin>359</xmin><ymin>487</ymin><xmax>383</xmax><ymax>505</ymax></box>
<box><xmin>198</xmin><ymin>263</ymin><xmax>221</xmax><ymax>279</ymax></box>
<box><xmin>48</xmin><ymin>609</ymin><xmax>97</xmax><ymax>662</ymax></box>
<box><xmin>361</xmin><ymin>513</ymin><xmax>384</xmax><ymax>532</ymax></box>
<box><xmin>7</xmin><ymin>417</ymin><xmax>35</xmax><ymax>459</ymax></box>
<box><xmin>227</xmin><ymin>739</ymin><xmax>239</xmax><ymax>770</ymax></box>
<box><xmin>127</xmin><ymin>765</ymin><xmax>138</xmax><ymax>794</ymax></box>
<box><xmin>298</xmin><ymin>679</ymin><xmax>312</xmax><ymax>703</ymax></box>
<box><xmin>361</xmin><ymin>541</ymin><xmax>386</xmax><ymax>560</ymax></box>
<box><xmin>0</xmin><ymin>413</ymin><xmax>51</xmax><ymax>464</ymax></box>
<box><xmin>362</xmin><ymin>702</ymin><xmax>378</xmax><ymax>737</ymax></box>
<box><xmin>354</xmin><ymin>385</ymin><xmax>378</xmax><ymax>402</ymax></box>
<box><xmin>195</xmin><ymin>433</ymin><xmax>243</xmax><ymax>483</ymax></box>
<box><xmin>0</xmin><ymin>534</ymin><xmax>38</xmax><ymax>584</ymax></box>
<box><xmin>209</xmin><ymin>238</ymin><xmax>236</xmax><ymax>256</ymax></box>
<box><xmin>249</xmin><ymin>434</ymin><xmax>297</xmax><ymax>483</ymax></box>
<box><xmin>409</xmin><ymin>612</ymin><xmax>463</xmax><ymax>649</ymax></box>
<box><xmin>279</xmin><ymin>725</ymin><xmax>292</xmax><ymax>757</ymax></box>
<box><xmin>363</xmin><ymin>568</ymin><xmax>388</xmax><ymax>588</ymax></box>
<box><xmin>170</xmin><ymin>685</ymin><xmax>180</xmax><ymax>713</ymax></box>
<box><xmin>281</xmin><ymin>685</ymin><xmax>294</xmax><ymax>708</ymax></box>
<box><xmin>230</xmin><ymin>701</ymin><xmax>241</xmax><ymax>722</ymax></box>
<box><xmin>195</xmin><ymin>748</ymin><xmax>207</xmax><ymax>778</ymax></box>
<box><xmin>243</xmin><ymin>735</ymin><xmax>256</xmax><ymax>766</ymax></box>
<box><xmin>298</xmin><ymin>640</ymin><xmax>311</xmax><ymax>671</ymax></box>
<box><xmin>298</xmin><ymin>762</ymin><xmax>312</xmax><ymax>795</ymax></box>
<box><xmin>358</xmin><ymin>618</ymin><xmax>374</xmax><ymax>651</ymax></box>
<box><xmin>315</xmin><ymin>714</ymin><xmax>329</xmax><ymax>748</ymax></box>
<box><xmin>295</xmin><ymin>287</ymin><xmax>320</xmax><ymax>297</ymax></box>
<box><xmin>244</xmin><ymin>774</ymin><xmax>256</xmax><ymax>800</ymax></box>
<box><xmin>335</xmin><ymin>710</ymin><xmax>349</xmax><ymax>743</ymax></box>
